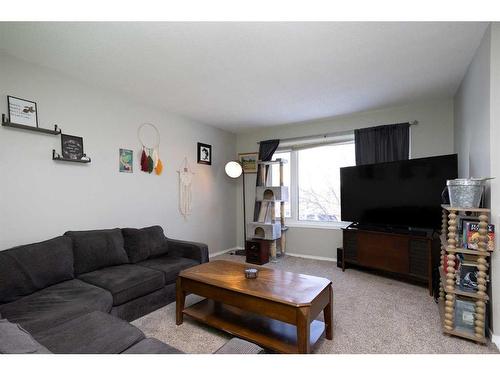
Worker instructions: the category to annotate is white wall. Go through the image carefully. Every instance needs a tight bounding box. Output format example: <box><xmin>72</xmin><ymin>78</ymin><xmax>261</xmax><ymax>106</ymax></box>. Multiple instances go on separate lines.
<box><xmin>454</xmin><ymin>26</ymin><xmax>491</xmax><ymax>204</ymax></box>
<box><xmin>236</xmin><ymin>99</ymin><xmax>455</xmax><ymax>258</ymax></box>
<box><xmin>453</xmin><ymin>22</ymin><xmax>500</xmax><ymax>343</ymax></box>
<box><xmin>489</xmin><ymin>23</ymin><xmax>500</xmax><ymax>344</ymax></box>
<box><xmin>0</xmin><ymin>53</ymin><xmax>237</xmax><ymax>254</ymax></box>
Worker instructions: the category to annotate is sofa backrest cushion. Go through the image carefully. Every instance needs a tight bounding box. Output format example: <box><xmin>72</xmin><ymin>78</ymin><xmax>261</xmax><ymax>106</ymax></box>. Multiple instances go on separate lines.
<box><xmin>122</xmin><ymin>226</ymin><xmax>168</xmax><ymax>263</ymax></box>
<box><xmin>64</xmin><ymin>229</ymin><xmax>129</xmax><ymax>275</ymax></box>
<box><xmin>0</xmin><ymin>236</ymin><xmax>74</xmax><ymax>304</ymax></box>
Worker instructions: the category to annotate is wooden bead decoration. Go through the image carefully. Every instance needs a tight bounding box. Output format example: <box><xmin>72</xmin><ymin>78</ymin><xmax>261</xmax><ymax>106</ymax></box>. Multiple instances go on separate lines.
<box><xmin>447</xmin><ymin>211</ymin><xmax>457</xmax><ymax>248</ymax></box>
<box><xmin>444</xmin><ymin>211</ymin><xmax>458</xmax><ymax>331</ymax></box>
<box><xmin>478</xmin><ymin>214</ymin><xmax>489</xmax><ymax>252</ymax></box>
<box><xmin>444</xmin><ymin>293</ymin><xmax>454</xmax><ymax>331</ymax></box>
<box><xmin>439</xmin><ymin>209</ymin><xmax>448</xmax><ymax>300</ymax></box>
<box><xmin>439</xmin><ymin>207</ymin><xmax>490</xmax><ymax>344</ymax></box>
<box><xmin>441</xmin><ymin>209</ymin><xmax>447</xmax><ymax>267</ymax></box>
<box><xmin>475</xmin><ymin>300</ymin><xmax>486</xmax><ymax>338</ymax></box>
<box><xmin>476</xmin><ymin>214</ymin><xmax>489</xmax><ymax>292</ymax></box>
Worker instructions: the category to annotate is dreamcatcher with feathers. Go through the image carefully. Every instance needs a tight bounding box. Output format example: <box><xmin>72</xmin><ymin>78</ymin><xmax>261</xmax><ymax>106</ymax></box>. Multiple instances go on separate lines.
<box><xmin>138</xmin><ymin>123</ymin><xmax>163</xmax><ymax>175</ymax></box>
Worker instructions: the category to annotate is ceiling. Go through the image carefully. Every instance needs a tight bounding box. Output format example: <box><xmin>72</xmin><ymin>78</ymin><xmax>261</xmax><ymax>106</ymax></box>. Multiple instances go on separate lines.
<box><xmin>0</xmin><ymin>22</ymin><xmax>488</xmax><ymax>132</ymax></box>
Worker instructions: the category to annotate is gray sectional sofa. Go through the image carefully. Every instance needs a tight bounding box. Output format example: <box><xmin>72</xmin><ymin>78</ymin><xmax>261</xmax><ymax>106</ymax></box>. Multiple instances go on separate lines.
<box><xmin>0</xmin><ymin>226</ymin><xmax>208</xmax><ymax>354</ymax></box>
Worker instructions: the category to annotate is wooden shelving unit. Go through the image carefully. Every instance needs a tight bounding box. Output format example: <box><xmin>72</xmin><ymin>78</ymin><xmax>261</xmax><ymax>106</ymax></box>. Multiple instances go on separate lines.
<box><xmin>2</xmin><ymin>114</ymin><xmax>61</xmax><ymax>135</ymax></box>
<box><xmin>438</xmin><ymin>205</ymin><xmax>492</xmax><ymax>344</ymax></box>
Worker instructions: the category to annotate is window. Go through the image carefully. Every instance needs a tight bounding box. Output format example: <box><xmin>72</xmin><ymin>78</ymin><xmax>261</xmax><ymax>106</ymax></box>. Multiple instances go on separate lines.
<box><xmin>272</xmin><ymin>138</ymin><xmax>355</xmax><ymax>226</ymax></box>
<box><xmin>298</xmin><ymin>143</ymin><xmax>355</xmax><ymax>222</ymax></box>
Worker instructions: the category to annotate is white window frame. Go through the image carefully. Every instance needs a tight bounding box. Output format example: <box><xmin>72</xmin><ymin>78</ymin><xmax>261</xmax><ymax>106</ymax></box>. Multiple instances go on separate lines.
<box><xmin>274</xmin><ymin>135</ymin><xmax>355</xmax><ymax>230</ymax></box>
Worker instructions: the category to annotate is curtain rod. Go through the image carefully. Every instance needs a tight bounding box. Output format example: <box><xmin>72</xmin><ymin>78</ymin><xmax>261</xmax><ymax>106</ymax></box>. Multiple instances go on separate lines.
<box><xmin>256</xmin><ymin>120</ymin><xmax>418</xmax><ymax>144</ymax></box>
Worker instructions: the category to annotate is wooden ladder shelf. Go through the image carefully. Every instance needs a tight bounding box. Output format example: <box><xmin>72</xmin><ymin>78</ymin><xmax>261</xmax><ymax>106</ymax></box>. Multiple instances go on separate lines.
<box><xmin>438</xmin><ymin>205</ymin><xmax>492</xmax><ymax>344</ymax></box>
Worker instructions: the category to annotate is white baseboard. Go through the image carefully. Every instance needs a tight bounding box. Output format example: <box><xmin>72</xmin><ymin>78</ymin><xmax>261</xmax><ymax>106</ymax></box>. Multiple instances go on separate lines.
<box><xmin>209</xmin><ymin>247</ymin><xmax>242</xmax><ymax>258</ymax></box>
<box><xmin>210</xmin><ymin>248</ymin><xmax>336</xmax><ymax>263</ymax></box>
<box><xmin>285</xmin><ymin>252</ymin><xmax>337</xmax><ymax>262</ymax></box>
<box><xmin>492</xmin><ymin>333</ymin><xmax>500</xmax><ymax>349</ymax></box>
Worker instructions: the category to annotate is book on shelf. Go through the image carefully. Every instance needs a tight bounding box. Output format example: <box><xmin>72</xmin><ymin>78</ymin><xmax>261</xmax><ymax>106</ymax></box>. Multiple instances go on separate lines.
<box><xmin>458</xmin><ymin>214</ymin><xmax>477</xmax><ymax>234</ymax></box>
<box><xmin>461</xmin><ymin>219</ymin><xmax>478</xmax><ymax>248</ymax></box>
<box><xmin>455</xmin><ymin>254</ymin><xmax>478</xmax><ymax>293</ymax></box>
<box><xmin>457</xmin><ymin>215</ymin><xmax>477</xmax><ymax>246</ymax></box>
<box><xmin>454</xmin><ymin>297</ymin><xmax>476</xmax><ymax>335</ymax></box>
<box><xmin>463</xmin><ymin>222</ymin><xmax>495</xmax><ymax>251</ymax></box>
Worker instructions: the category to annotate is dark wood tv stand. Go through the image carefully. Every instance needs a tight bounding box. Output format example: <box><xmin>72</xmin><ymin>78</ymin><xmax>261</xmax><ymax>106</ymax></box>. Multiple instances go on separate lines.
<box><xmin>340</xmin><ymin>227</ymin><xmax>440</xmax><ymax>295</ymax></box>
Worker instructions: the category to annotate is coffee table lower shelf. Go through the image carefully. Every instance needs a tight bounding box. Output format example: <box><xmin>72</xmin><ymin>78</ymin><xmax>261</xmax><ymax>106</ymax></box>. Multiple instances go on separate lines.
<box><xmin>183</xmin><ymin>299</ymin><xmax>325</xmax><ymax>354</ymax></box>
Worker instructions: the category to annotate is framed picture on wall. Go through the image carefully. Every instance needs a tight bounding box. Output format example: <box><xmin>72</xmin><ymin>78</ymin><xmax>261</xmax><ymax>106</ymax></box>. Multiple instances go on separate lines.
<box><xmin>197</xmin><ymin>142</ymin><xmax>212</xmax><ymax>165</ymax></box>
<box><xmin>7</xmin><ymin>96</ymin><xmax>38</xmax><ymax>128</ymax></box>
<box><xmin>238</xmin><ymin>152</ymin><xmax>259</xmax><ymax>173</ymax></box>
<box><xmin>61</xmin><ymin>134</ymin><xmax>84</xmax><ymax>160</ymax></box>
<box><xmin>119</xmin><ymin>148</ymin><xmax>133</xmax><ymax>173</ymax></box>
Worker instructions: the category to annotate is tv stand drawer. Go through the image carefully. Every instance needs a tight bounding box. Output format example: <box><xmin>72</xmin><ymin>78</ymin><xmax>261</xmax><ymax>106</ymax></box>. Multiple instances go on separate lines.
<box><xmin>357</xmin><ymin>232</ymin><xmax>409</xmax><ymax>274</ymax></box>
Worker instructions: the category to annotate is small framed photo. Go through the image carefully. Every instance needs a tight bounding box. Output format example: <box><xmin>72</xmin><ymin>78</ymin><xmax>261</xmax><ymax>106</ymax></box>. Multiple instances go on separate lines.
<box><xmin>238</xmin><ymin>152</ymin><xmax>259</xmax><ymax>173</ymax></box>
<box><xmin>119</xmin><ymin>148</ymin><xmax>133</xmax><ymax>173</ymax></box>
<box><xmin>197</xmin><ymin>142</ymin><xmax>212</xmax><ymax>165</ymax></box>
<box><xmin>7</xmin><ymin>96</ymin><xmax>38</xmax><ymax>128</ymax></box>
<box><xmin>61</xmin><ymin>134</ymin><xmax>84</xmax><ymax>160</ymax></box>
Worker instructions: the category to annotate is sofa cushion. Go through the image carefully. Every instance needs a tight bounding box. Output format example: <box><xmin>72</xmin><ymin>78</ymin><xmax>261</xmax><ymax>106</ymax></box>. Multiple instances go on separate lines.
<box><xmin>110</xmin><ymin>285</ymin><xmax>175</xmax><ymax>322</ymax></box>
<box><xmin>121</xmin><ymin>228</ymin><xmax>150</xmax><ymax>263</ymax></box>
<box><xmin>144</xmin><ymin>226</ymin><xmax>169</xmax><ymax>258</ymax></box>
<box><xmin>122</xmin><ymin>338</ymin><xmax>183</xmax><ymax>354</ymax></box>
<box><xmin>77</xmin><ymin>264</ymin><xmax>165</xmax><ymax>306</ymax></box>
<box><xmin>35</xmin><ymin>311</ymin><xmax>144</xmax><ymax>354</ymax></box>
<box><xmin>0</xmin><ymin>319</ymin><xmax>51</xmax><ymax>354</ymax></box>
<box><xmin>137</xmin><ymin>255</ymin><xmax>199</xmax><ymax>284</ymax></box>
<box><xmin>122</xmin><ymin>226</ymin><xmax>169</xmax><ymax>263</ymax></box>
<box><xmin>0</xmin><ymin>236</ymin><xmax>74</xmax><ymax>304</ymax></box>
<box><xmin>65</xmin><ymin>228</ymin><xmax>129</xmax><ymax>275</ymax></box>
<box><xmin>0</xmin><ymin>279</ymin><xmax>112</xmax><ymax>335</ymax></box>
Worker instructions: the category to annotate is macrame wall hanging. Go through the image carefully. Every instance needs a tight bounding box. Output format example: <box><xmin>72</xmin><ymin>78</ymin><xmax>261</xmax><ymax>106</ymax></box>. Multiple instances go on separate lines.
<box><xmin>177</xmin><ymin>157</ymin><xmax>195</xmax><ymax>219</ymax></box>
<box><xmin>137</xmin><ymin>123</ymin><xmax>163</xmax><ymax>175</ymax></box>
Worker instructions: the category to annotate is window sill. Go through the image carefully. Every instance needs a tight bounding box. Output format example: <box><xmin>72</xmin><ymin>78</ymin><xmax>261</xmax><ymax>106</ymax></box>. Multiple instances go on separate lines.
<box><xmin>284</xmin><ymin>221</ymin><xmax>351</xmax><ymax>230</ymax></box>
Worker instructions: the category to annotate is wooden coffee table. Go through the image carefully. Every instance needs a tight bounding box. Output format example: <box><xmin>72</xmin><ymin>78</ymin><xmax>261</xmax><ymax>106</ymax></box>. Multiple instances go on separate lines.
<box><xmin>176</xmin><ymin>260</ymin><xmax>333</xmax><ymax>354</ymax></box>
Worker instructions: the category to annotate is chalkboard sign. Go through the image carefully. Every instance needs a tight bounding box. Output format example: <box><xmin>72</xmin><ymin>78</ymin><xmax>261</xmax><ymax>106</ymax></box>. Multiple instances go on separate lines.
<box><xmin>61</xmin><ymin>134</ymin><xmax>84</xmax><ymax>160</ymax></box>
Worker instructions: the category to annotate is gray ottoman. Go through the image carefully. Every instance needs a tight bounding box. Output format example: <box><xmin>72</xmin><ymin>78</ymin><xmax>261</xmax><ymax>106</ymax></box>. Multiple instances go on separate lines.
<box><xmin>123</xmin><ymin>338</ymin><xmax>184</xmax><ymax>354</ymax></box>
<box><xmin>214</xmin><ymin>338</ymin><xmax>265</xmax><ymax>354</ymax></box>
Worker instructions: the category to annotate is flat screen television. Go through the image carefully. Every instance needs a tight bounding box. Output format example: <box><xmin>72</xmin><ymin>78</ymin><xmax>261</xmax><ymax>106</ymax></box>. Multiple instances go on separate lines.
<box><xmin>340</xmin><ymin>154</ymin><xmax>458</xmax><ymax>230</ymax></box>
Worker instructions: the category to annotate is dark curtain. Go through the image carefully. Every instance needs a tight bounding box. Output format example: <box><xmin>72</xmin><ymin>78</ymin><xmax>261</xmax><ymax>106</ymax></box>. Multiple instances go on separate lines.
<box><xmin>354</xmin><ymin>123</ymin><xmax>410</xmax><ymax>165</ymax></box>
<box><xmin>253</xmin><ymin>139</ymin><xmax>280</xmax><ymax>222</ymax></box>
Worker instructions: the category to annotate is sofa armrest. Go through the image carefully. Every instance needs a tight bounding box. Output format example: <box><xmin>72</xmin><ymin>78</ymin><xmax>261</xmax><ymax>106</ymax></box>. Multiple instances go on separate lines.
<box><xmin>167</xmin><ymin>238</ymin><xmax>209</xmax><ymax>264</ymax></box>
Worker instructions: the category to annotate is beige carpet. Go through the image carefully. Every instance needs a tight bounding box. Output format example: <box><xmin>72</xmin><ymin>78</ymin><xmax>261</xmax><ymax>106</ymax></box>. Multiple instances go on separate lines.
<box><xmin>132</xmin><ymin>253</ymin><xmax>499</xmax><ymax>354</ymax></box>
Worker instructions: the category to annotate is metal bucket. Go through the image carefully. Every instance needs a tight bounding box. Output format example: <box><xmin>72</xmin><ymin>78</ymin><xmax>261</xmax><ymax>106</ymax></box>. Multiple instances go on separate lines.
<box><xmin>447</xmin><ymin>179</ymin><xmax>484</xmax><ymax>208</ymax></box>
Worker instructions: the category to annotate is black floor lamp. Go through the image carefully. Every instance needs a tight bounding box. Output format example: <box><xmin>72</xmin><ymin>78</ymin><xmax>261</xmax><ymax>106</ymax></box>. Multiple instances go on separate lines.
<box><xmin>225</xmin><ymin>161</ymin><xmax>246</xmax><ymax>256</ymax></box>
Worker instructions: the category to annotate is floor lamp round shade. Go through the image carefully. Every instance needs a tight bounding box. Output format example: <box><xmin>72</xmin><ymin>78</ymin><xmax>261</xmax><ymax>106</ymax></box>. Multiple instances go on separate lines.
<box><xmin>225</xmin><ymin>161</ymin><xmax>243</xmax><ymax>178</ymax></box>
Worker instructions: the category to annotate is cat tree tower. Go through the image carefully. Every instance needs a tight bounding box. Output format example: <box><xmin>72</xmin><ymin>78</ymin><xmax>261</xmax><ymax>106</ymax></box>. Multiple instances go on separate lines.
<box><xmin>246</xmin><ymin>159</ymin><xmax>288</xmax><ymax>264</ymax></box>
